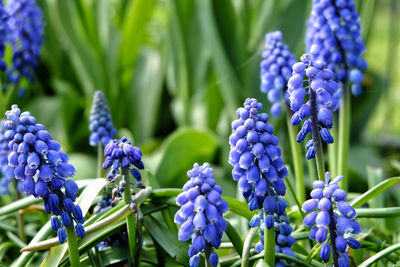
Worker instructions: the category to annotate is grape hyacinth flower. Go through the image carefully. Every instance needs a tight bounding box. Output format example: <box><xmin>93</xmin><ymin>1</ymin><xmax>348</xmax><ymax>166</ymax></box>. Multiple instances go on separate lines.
<box><xmin>302</xmin><ymin>172</ymin><xmax>361</xmax><ymax>265</ymax></box>
<box><xmin>306</xmin><ymin>0</ymin><xmax>367</xmax><ymax>95</ymax></box>
<box><xmin>288</xmin><ymin>46</ymin><xmax>341</xmax><ymax>159</ymax></box>
<box><xmin>4</xmin><ymin>105</ymin><xmax>84</xmax><ymax>243</ymax></box>
<box><xmin>89</xmin><ymin>91</ymin><xmax>116</xmax><ymax>147</ymax></box>
<box><xmin>228</xmin><ymin>98</ymin><xmax>295</xmax><ymax>263</ymax></box>
<box><xmin>175</xmin><ymin>163</ymin><xmax>228</xmax><ymax>267</ymax></box>
<box><xmin>228</xmin><ymin>98</ymin><xmax>288</xmax><ymax>208</ymax></box>
<box><xmin>0</xmin><ymin>1</ymin><xmax>9</xmax><ymax>72</ymax></box>
<box><xmin>260</xmin><ymin>31</ymin><xmax>296</xmax><ymax>116</ymax></box>
<box><xmin>102</xmin><ymin>137</ymin><xmax>144</xmax><ymax>192</ymax></box>
<box><xmin>6</xmin><ymin>0</ymin><xmax>44</xmax><ymax>84</ymax></box>
<box><xmin>0</xmin><ymin>121</ymin><xmax>14</xmax><ymax>194</ymax></box>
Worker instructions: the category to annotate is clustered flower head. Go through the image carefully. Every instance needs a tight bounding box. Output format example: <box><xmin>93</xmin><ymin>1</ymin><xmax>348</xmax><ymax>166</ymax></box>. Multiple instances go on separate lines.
<box><xmin>89</xmin><ymin>91</ymin><xmax>116</xmax><ymax>147</ymax></box>
<box><xmin>102</xmin><ymin>137</ymin><xmax>144</xmax><ymax>189</ymax></box>
<box><xmin>302</xmin><ymin>172</ymin><xmax>361</xmax><ymax>264</ymax></box>
<box><xmin>288</xmin><ymin>46</ymin><xmax>341</xmax><ymax>159</ymax></box>
<box><xmin>260</xmin><ymin>31</ymin><xmax>296</xmax><ymax>116</ymax></box>
<box><xmin>174</xmin><ymin>163</ymin><xmax>228</xmax><ymax>267</ymax></box>
<box><xmin>229</xmin><ymin>98</ymin><xmax>288</xmax><ymax>207</ymax></box>
<box><xmin>229</xmin><ymin>98</ymin><xmax>295</xmax><ymax>263</ymax></box>
<box><xmin>6</xmin><ymin>0</ymin><xmax>44</xmax><ymax>84</ymax></box>
<box><xmin>4</xmin><ymin>105</ymin><xmax>85</xmax><ymax>243</ymax></box>
<box><xmin>0</xmin><ymin>121</ymin><xmax>14</xmax><ymax>194</ymax></box>
<box><xmin>0</xmin><ymin>1</ymin><xmax>9</xmax><ymax>72</ymax></box>
<box><xmin>306</xmin><ymin>0</ymin><xmax>367</xmax><ymax>95</ymax></box>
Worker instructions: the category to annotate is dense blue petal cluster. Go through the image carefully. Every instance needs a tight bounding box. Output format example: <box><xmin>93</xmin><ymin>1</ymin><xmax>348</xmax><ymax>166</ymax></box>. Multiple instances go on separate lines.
<box><xmin>302</xmin><ymin>172</ymin><xmax>361</xmax><ymax>264</ymax></box>
<box><xmin>89</xmin><ymin>91</ymin><xmax>116</xmax><ymax>147</ymax></box>
<box><xmin>288</xmin><ymin>47</ymin><xmax>341</xmax><ymax>158</ymax></box>
<box><xmin>306</xmin><ymin>0</ymin><xmax>367</xmax><ymax>95</ymax></box>
<box><xmin>229</xmin><ymin>98</ymin><xmax>288</xmax><ymax>207</ymax></box>
<box><xmin>229</xmin><ymin>98</ymin><xmax>295</xmax><ymax>264</ymax></box>
<box><xmin>175</xmin><ymin>163</ymin><xmax>228</xmax><ymax>267</ymax></box>
<box><xmin>103</xmin><ymin>137</ymin><xmax>144</xmax><ymax>187</ymax></box>
<box><xmin>0</xmin><ymin>121</ymin><xmax>15</xmax><ymax>194</ymax></box>
<box><xmin>4</xmin><ymin>105</ymin><xmax>84</xmax><ymax>242</ymax></box>
<box><xmin>6</xmin><ymin>0</ymin><xmax>44</xmax><ymax>84</ymax></box>
<box><xmin>260</xmin><ymin>31</ymin><xmax>296</xmax><ymax>116</ymax></box>
<box><xmin>0</xmin><ymin>2</ymin><xmax>9</xmax><ymax>71</ymax></box>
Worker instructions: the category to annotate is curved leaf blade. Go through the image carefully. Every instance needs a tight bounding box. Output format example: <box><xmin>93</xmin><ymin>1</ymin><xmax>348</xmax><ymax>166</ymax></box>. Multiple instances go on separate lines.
<box><xmin>351</xmin><ymin>177</ymin><xmax>400</xmax><ymax>208</ymax></box>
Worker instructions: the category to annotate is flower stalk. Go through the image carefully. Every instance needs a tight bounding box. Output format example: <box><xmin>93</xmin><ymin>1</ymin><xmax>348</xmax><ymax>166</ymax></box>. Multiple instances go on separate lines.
<box><xmin>65</xmin><ymin>223</ymin><xmax>80</xmax><ymax>267</ymax></box>
<box><xmin>309</xmin><ymin>88</ymin><xmax>325</xmax><ymax>181</ymax></box>
<box><xmin>122</xmin><ymin>167</ymin><xmax>137</xmax><ymax>265</ymax></box>
<box><xmin>264</xmin><ymin>211</ymin><xmax>275</xmax><ymax>266</ymax></box>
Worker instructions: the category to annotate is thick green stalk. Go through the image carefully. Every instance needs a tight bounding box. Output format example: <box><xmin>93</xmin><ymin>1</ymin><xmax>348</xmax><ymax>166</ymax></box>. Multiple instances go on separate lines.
<box><xmin>65</xmin><ymin>223</ymin><xmax>80</xmax><ymax>267</ymax></box>
<box><xmin>286</xmin><ymin>112</ymin><xmax>305</xmax><ymax>203</ymax></box>
<box><xmin>337</xmin><ymin>80</ymin><xmax>350</xmax><ymax>190</ymax></box>
<box><xmin>264</xmin><ymin>214</ymin><xmax>275</xmax><ymax>267</ymax></box>
<box><xmin>122</xmin><ymin>167</ymin><xmax>137</xmax><ymax>265</ymax></box>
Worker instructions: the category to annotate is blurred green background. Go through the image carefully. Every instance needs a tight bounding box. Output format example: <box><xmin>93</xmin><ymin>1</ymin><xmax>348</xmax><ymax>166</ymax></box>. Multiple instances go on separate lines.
<box><xmin>8</xmin><ymin>0</ymin><xmax>399</xmax><ymax>198</ymax></box>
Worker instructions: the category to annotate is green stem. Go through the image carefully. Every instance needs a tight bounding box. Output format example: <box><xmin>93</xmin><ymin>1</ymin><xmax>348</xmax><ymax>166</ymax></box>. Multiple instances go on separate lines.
<box><xmin>241</xmin><ymin>227</ymin><xmax>258</xmax><ymax>267</ymax></box>
<box><xmin>284</xmin><ymin>173</ymin><xmax>305</xmax><ymax>219</ymax></box>
<box><xmin>97</xmin><ymin>143</ymin><xmax>104</xmax><ymax>178</ymax></box>
<box><xmin>307</xmin><ymin>158</ymin><xmax>317</xmax><ymax>182</ymax></box>
<box><xmin>286</xmin><ymin>113</ymin><xmax>305</xmax><ymax>204</ymax></box>
<box><xmin>14</xmin><ymin>180</ymin><xmax>26</xmax><ymax>243</ymax></box>
<box><xmin>338</xmin><ymin>80</ymin><xmax>350</xmax><ymax>190</ymax></box>
<box><xmin>327</xmin><ymin>122</ymin><xmax>337</xmax><ymax>177</ymax></box>
<box><xmin>65</xmin><ymin>223</ymin><xmax>80</xmax><ymax>267</ymax></box>
<box><xmin>264</xmin><ymin>212</ymin><xmax>275</xmax><ymax>266</ymax></box>
<box><xmin>122</xmin><ymin>167</ymin><xmax>137</xmax><ymax>265</ymax></box>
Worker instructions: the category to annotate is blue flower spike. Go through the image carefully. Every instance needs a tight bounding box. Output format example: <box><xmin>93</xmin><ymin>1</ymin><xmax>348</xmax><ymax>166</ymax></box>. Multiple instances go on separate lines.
<box><xmin>306</xmin><ymin>0</ymin><xmax>367</xmax><ymax>95</ymax></box>
<box><xmin>6</xmin><ymin>0</ymin><xmax>44</xmax><ymax>84</ymax></box>
<box><xmin>102</xmin><ymin>137</ymin><xmax>144</xmax><ymax>200</ymax></box>
<box><xmin>89</xmin><ymin>91</ymin><xmax>116</xmax><ymax>147</ymax></box>
<box><xmin>288</xmin><ymin>46</ymin><xmax>341</xmax><ymax>159</ymax></box>
<box><xmin>0</xmin><ymin>120</ymin><xmax>15</xmax><ymax>194</ymax></box>
<box><xmin>302</xmin><ymin>172</ymin><xmax>361</xmax><ymax>265</ymax></box>
<box><xmin>4</xmin><ymin>105</ymin><xmax>84</xmax><ymax>242</ymax></box>
<box><xmin>175</xmin><ymin>163</ymin><xmax>228</xmax><ymax>267</ymax></box>
<box><xmin>0</xmin><ymin>2</ymin><xmax>9</xmax><ymax>72</ymax></box>
<box><xmin>228</xmin><ymin>98</ymin><xmax>296</xmax><ymax>264</ymax></box>
<box><xmin>260</xmin><ymin>31</ymin><xmax>296</xmax><ymax>116</ymax></box>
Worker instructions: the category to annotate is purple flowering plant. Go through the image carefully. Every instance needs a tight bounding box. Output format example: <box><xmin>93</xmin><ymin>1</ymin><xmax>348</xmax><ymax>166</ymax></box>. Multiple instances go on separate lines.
<box><xmin>0</xmin><ymin>1</ymin><xmax>397</xmax><ymax>267</ymax></box>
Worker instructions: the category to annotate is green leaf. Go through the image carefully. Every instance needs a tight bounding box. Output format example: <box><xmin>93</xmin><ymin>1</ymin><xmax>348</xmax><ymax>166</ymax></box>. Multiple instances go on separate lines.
<box><xmin>254</xmin><ymin>259</ymin><xmax>270</xmax><ymax>267</ymax></box>
<box><xmin>40</xmin><ymin>179</ymin><xmax>107</xmax><ymax>267</ymax></box>
<box><xmin>143</xmin><ymin>215</ymin><xmax>188</xmax><ymax>264</ymax></box>
<box><xmin>149</xmin><ymin>128</ymin><xmax>218</xmax><ymax>187</ymax></box>
<box><xmin>12</xmin><ymin>222</ymin><xmax>53</xmax><ymax>267</ymax></box>
<box><xmin>356</xmin><ymin>207</ymin><xmax>400</xmax><ymax>218</ymax></box>
<box><xmin>119</xmin><ymin>0</ymin><xmax>156</xmax><ymax>85</ymax></box>
<box><xmin>195</xmin><ymin>0</ymin><xmax>240</xmax><ymax>117</ymax></box>
<box><xmin>224</xmin><ymin>196</ymin><xmax>256</xmax><ymax>220</ymax></box>
<box><xmin>130</xmin><ymin>48</ymin><xmax>164</xmax><ymax>142</ymax></box>
<box><xmin>350</xmin><ymin>177</ymin><xmax>400</xmax><ymax>208</ymax></box>
<box><xmin>225</xmin><ymin>221</ymin><xmax>244</xmax><ymax>256</ymax></box>
<box><xmin>358</xmin><ymin>242</ymin><xmax>400</xmax><ymax>267</ymax></box>
<box><xmin>0</xmin><ymin>196</ymin><xmax>41</xmax><ymax>217</ymax></box>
